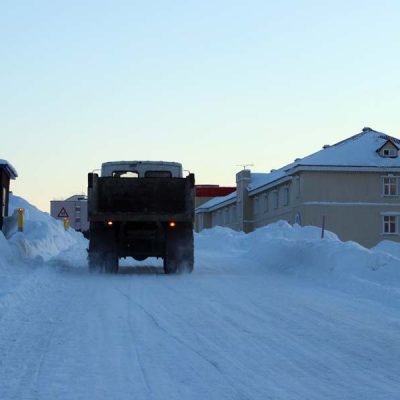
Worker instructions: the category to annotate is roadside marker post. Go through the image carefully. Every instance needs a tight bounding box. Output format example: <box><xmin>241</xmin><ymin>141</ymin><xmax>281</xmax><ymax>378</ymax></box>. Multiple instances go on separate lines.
<box><xmin>17</xmin><ymin>208</ymin><xmax>24</xmax><ymax>232</ymax></box>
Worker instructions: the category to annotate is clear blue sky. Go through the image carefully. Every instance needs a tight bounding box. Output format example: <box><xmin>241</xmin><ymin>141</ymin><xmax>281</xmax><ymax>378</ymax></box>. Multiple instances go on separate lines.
<box><xmin>1</xmin><ymin>0</ymin><xmax>399</xmax><ymax>211</ymax></box>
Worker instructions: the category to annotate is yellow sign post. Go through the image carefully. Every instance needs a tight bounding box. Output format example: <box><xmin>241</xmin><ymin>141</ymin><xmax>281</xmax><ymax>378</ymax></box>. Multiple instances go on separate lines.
<box><xmin>63</xmin><ymin>217</ymin><xmax>70</xmax><ymax>231</ymax></box>
<box><xmin>17</xmin><ymin>208</ymin><xmax>24</xmax><ymax>232</ymax></box>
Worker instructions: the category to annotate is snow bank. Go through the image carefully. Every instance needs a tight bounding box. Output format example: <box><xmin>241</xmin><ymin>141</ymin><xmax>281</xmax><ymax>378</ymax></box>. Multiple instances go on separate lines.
<box><xmin>4</xmin><ymin>194</ymin><xmax>87</xmax><ymax>266</ymax></box>
<box><xmin>1</xmin><ymin>193</ymin><xmax>399</xmax><ymax>294</ymax></box>
<box><xmin>196</xmin><ymin>221</ymin><xmax>400</xmax><ymax>290</ymax></box>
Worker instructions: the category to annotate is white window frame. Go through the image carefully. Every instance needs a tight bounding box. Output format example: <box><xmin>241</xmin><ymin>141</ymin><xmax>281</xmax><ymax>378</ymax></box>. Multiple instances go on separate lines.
<box><xmin>295</xmin><ymin>176</ymin><xmax>301</xmax><ymax>198</ymax></box>
<box><xmin>383</xmin><ymin>215</ymin><xmax>398</xmax><ymax>235</ymax></box>
<box><xmin>272</xmin><ymin>190</ymin><xmax>279</xmax><ymax>209</ymax></box>
<box><xmin>382</xmin><ymin>148</ymin><xmax>397</xmax><ymax>158</ymax></box>
<box><xmin>283</xmin><ymin>186</ymin><xmax>290</xmax><ymax>206</ymax></box>
<box><xmin>224</xmin><ymin>208</ymin><xmax>229</xmax><ymax>224</ymax></box>
<box><xmin>254</xmin><ymin>196</ymin><xmax>259</xmax><ymax>214</ymax></box>
<box><xmin>231</xmin><ymin>205</ymin><xmax>236</xmax><ymax>223</ymax></box>
<box><xmin>264</xmin><ymin>193</ymin><xmax>269</xmax><ymax>213</ymax></box>
<box><xmin>382</xmin><ymin>176</ymin><xmax>398</xmax><ymax>197</ymax></box>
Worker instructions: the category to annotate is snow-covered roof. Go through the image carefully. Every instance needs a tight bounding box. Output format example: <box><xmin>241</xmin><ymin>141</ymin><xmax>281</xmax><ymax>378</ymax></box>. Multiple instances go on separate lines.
<box><xmin>247</xmin><ymin>170</ymin><xmax>291</xmax><ymax>192</ymax></box>
<box><xmin>0</xmin><ymin>159</ymin><xmax>18</xmax><ymax>179</ymax></box>
<box><xmin>65</xmin><ymin>195</ymin><xmax>88</xmax><ymax>202</ymax></box>
<box><xmin>249</xmin><ymin>128</ymin><xmax>400</xmax><ymax>193</ymax></box>
<box><xmin>196</xmin><ymin>128</ymin><xmax>400</xmax><ymax>210</ymax></box>
<box><xmin>196</xmin><ymin>190</ymin><xmax>237</xmax><ymax>212</ymax></box>
<box><xmin>293</xmin><ymin>129</ymin><xmax>400</xmax><ymax>168</ymax></box>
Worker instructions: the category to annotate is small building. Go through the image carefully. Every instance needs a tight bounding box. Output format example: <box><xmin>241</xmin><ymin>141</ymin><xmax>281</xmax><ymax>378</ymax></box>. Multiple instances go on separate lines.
<box><xmin>50</xmin><ymin>195</ymin><xmax>89</xmax><ymax>232</ymax></box>
<box><xmin>0</xmin><ymin>160</ymin><xmax>18</xmax><ymax>231</ymax></box>
<box><xmin>196</xmin><ymin>128</ymin><xmax>400</xmax><ymax>248</ymax></box>
<box><xmin>195</xmin><ymin>185</ymin><xmax>236</xmax><ymax>208</ymax></box>
<box><xmin>195</xmin><ymin>185</ymin><xmax>235</xmax><ymax>231</ymax></box>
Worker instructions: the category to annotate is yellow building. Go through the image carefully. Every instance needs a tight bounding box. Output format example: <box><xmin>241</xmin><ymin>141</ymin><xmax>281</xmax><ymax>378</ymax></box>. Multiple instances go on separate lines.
<box><xmin>196</xmin><ymin>128</ymin><xmax>400</xmax><ymax>247</ymax></box>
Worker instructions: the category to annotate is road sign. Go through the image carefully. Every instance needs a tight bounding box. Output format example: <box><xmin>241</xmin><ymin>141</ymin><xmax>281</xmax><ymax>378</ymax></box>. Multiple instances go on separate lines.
<box><xmin>58</xmin><ymin>207</ymin><xmax>69</xmax><ymax>218</ymax></box>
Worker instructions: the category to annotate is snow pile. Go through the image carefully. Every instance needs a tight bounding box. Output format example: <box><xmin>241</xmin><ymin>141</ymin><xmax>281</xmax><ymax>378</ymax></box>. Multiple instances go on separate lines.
<box><xmin>372</xmin><ymin>240</ymin><xmax>400</xmax><ymax>260</ymax></box>
<box><xmin>4</xmin><ymin>194</ymin><xmax>87</xmax><ymax>266</ymax></box>
<box><xmin>196</xmin><ymin>221</ymin><xmax>400</xmax><ymax>290</ymax></box>
<box><xmin>1</xmin><ymin>193</ymin><xmax>399</xmax><ymax>292</ymax></box>
<box><xmin>0</xmin><ymin>231</ymin><xmax>15</xmax><ymax>269</ymax></box>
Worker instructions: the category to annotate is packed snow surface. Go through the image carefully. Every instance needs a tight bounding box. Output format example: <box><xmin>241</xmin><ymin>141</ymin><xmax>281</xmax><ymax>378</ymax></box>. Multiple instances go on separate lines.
<box><xmin>1</xmin><ymin>195</ymin><xmax>400</xmax><ymax>399</ymax></box>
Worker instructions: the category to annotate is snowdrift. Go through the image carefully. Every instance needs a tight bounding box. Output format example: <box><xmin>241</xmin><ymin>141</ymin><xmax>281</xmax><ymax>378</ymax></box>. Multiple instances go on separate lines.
<box><xmin>0</xmin><ymin>194</ymin><xmax>399</xmax><ymax>294</ymax></box>
<box><xmin>196</xmin><ymin>221</ymin><xmax>400</xmax><ymax>291</ymax></box>
<box><xmin>1</xmin><ymin>194</ymin><xmax>87</xmax><ymax>267</ymax></box>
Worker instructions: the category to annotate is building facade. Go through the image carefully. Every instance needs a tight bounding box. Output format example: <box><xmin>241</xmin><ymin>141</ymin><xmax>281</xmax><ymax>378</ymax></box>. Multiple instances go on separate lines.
<box><xmin>0</xmin><ymin>160</ymin><xmax>18</xmax><ymax>231</ymax></box>
<box><xmin>196</xmin><ymin>128</ymin><xmax>400</xmax><ymax>248</ymax></box>
<box><xmin>50</xmin><ymin>195</ymin><xmax>89</xmax><ymax>232</ymax></box>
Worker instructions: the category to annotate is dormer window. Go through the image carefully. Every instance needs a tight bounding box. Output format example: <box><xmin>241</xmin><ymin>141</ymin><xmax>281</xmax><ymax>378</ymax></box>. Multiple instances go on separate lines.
<box><xmin>377</xmin><ymin>139</ymin><xmax>399</xmax><ymax>158</ymax></box>
<box><xmin>382</xmin><ymin>148</ymin><xmax>397</xmax><ymax>158</ymax></box>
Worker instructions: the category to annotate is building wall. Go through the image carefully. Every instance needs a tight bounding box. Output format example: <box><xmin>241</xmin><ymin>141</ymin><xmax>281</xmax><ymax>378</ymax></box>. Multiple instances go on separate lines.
<box><xmin>252</xmin><ymin>178</ymin><xmax>299</xmax><ymax>229</ymax></box>
<box><xmin>298</xmin><ymin>171</ymin><xmax>400</xmax><ymax>247</ymax></box>
<box><xmin>196</xmin><ymin>169</ymin><xmax>400</xmax><ymax>248</ymax></box>
<box><xmin>250</xmin><ymin>170</ymin><xmax>400</xmax><ymax>247</ymax></box>
<box><xmin>296</xmin><ymin>204</ymin><xmax>391</xmax><ymax>247</ymax></box>
<box><xmin>50</xmin><ymin>198</ymin><xmax>89</xmax><ymax>232</ymax></box>
<box><xmin>210</xmin><ymin>203</ymin><xmax>238</xmax><ymax>230</ymax></box>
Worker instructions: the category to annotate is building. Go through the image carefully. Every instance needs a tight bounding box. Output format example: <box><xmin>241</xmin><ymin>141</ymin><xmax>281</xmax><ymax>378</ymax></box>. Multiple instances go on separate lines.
<box><xmin>195</xmin><ymin>185</ymin><xmax>236</xmax><ymax>208</ymax></box>
<box><xmin>0</xmin><ymin>160</ymin><xmax>18</xmax><ymax>231</ymax></box>
<box><xmin>50</xmin><ymin>195</ymin><xmax>89</xmax><ymax>232</ymax></box>
<box><xmin>195</xmin><ymin>185</ymin><xmax>235</xmax><ymax>232</ymax></box>
<box><xmin>196</xmin><ymin>128</ymin><xmax>400</xmax><ymax>248</ymax></box>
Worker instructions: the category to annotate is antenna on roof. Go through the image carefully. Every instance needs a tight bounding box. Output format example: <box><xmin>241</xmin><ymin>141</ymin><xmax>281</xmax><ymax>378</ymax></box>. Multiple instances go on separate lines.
<box><xmin>236</xmin><ymin>164</ymin><xmax>254</xmax><ymax>170</ymax></box>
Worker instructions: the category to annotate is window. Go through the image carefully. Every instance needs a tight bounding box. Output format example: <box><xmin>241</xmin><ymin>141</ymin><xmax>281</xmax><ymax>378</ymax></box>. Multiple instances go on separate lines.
<box><xmin>283</xmin><ymin>187</ymin><xmax>290</xmax><ymax>206</ymax></box>
<box><xmin>264</xmin><ymin>193</ymin><xmax>269</xmax><ymax>212</ymax></box>
<box><xmin>272</xmin><ymin>191</ymin><xmax>279</xmax><ymax>209</ymax></box>
<box><xmin>383</xmin><ymin>215</ymin><xmax>397</xmax><ymax>234</ymax></box>
<box><xmin>295</xmin><ymin>176</ymin><xmax>301</xmax><ymax>198</ymax></box>
<box><xmin>382</xmin><ymin>148</ymin><xmax>397</xmax><ymax>158</ymax></box>
<box><xmin>383</xmin><ymin>176</ymin><xmax>398</xmax><ymax>196</ymax></box>
<box><xmin>145</xmin><ymin>171</ymin><xmax>172</xmax><ymax>178</ymax></box>
<box><xmin>231</xmin><ymin>205</ymin><xmax>236</xmax><ymax>222</ymax></box>
<box><xmin>254</xmin><ymin>196</ymin><xmax>259</xmax><ymax>214</ymax></box>
<box><xmin>113</xmin><ymin>171</ymin><xmax>139</xmax><ymax>178</ymax></box>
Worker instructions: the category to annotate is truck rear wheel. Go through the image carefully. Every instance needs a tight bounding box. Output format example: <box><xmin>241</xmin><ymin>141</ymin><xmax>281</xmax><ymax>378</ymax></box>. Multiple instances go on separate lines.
<box><xmin>88</xmin><ymin>222</ymin><xmax>119</xmax><ymax>273</ymax></box>
<box><xmin>163</xmin><ymin>224</ymin><xmax>194</xmax><ymax>274</ymax></box>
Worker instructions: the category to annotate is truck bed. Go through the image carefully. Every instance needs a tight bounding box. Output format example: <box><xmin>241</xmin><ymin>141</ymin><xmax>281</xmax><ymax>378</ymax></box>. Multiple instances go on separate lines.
<box><xmin>88</xmin><ymin>175</ymin><xmax>194</xmax><ymax>221</ymax></box>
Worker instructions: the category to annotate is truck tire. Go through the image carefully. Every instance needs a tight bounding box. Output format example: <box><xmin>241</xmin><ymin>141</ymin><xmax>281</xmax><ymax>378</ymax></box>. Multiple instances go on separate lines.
<box><xmin>88</xmin><ymin>223</ymin><xmax>119</xmax><ymax>274</ymax></box>
<box><xmin>163</xmin><ymin>224</ymin><xmax>194</xmax><ymax>274</ymax></box>
<box><xmin>163</xmin><ymin>234</ymin><xmax>178</xmax><ymax>274</ymax></box>
<box><xmin>176</xmin><ymin>225</ymin><xmax>194</xmax><ymax>273</ymax></box>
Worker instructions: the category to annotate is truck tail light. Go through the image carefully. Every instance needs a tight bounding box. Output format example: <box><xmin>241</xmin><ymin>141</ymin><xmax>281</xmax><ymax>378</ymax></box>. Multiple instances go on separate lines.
<box><xmin>168</xmin><ymin>221</ymin><xmax>176</xmax><ymax>228</ymax></box>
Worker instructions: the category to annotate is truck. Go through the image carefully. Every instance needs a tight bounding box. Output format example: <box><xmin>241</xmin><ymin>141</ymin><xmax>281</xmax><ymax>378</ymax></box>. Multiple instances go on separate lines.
<box><xmin>87</xmin><ymin>161</ymin><xmax>195</xmax><ymax>274</ymax></box>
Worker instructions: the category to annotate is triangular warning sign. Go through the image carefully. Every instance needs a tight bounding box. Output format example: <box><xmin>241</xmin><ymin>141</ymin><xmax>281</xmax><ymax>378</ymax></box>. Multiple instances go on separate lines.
<box><xmin>57</xmin><ymin>207</ymin><xmax>69</xmax><ymax>218</ymax></box>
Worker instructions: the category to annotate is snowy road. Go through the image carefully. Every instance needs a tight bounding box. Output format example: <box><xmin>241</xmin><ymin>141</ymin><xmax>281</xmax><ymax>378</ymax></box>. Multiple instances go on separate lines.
<box><xmin>1</xmin><ymin>261</ymin><xmax>399</xmax><ymax>400</ymax></box>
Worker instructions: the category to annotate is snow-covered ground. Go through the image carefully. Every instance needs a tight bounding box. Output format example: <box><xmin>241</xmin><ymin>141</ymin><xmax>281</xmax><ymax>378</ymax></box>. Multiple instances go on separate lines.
<box><xmin>0</xmin><ymin>195</ymin><xmax>399</xmax><ymax>399</ymax></box>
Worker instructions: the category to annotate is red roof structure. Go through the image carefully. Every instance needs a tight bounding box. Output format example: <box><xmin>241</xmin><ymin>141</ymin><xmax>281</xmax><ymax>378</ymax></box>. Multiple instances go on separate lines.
<box><xmin>195</xmin><ymin>185</ymin><xmax>236</xmax><ymax>198</ymax></box>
